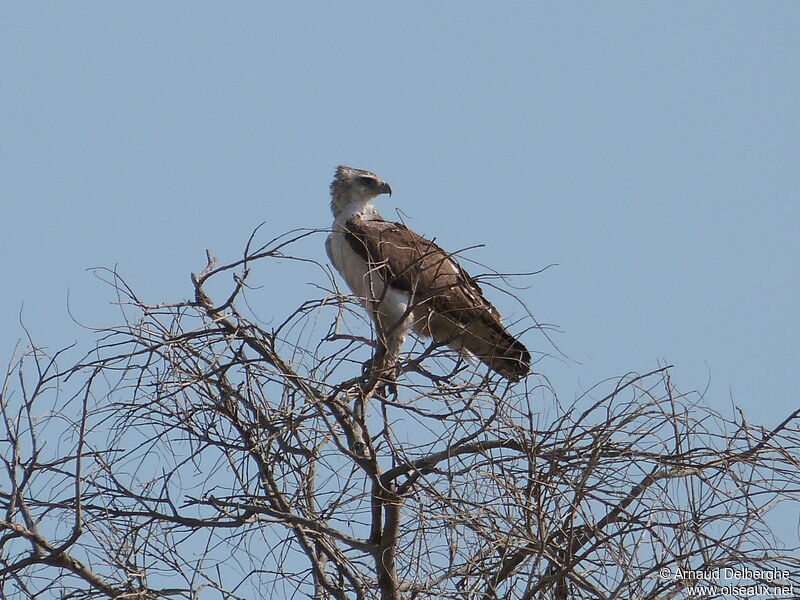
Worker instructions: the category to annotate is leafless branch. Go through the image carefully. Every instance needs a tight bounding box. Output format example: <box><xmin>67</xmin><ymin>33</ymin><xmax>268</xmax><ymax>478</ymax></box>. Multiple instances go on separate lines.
<box><xmin>1</xmin><ymin>228</ymin><xmax>798</xmax><ymax>599</ymax></box>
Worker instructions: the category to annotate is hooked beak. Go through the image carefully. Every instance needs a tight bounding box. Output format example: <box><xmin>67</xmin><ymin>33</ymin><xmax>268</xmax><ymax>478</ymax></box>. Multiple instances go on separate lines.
<box><xmin>378</xmin><ymin>182</ymin><xmax>392</xmax><ymax>197</ymax></box>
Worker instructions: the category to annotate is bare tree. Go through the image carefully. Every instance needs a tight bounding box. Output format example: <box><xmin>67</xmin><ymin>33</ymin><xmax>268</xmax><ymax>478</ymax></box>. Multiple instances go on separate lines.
<box><xmin>1</xmin><ymin>229</ymin><xmax>799</xmax><ymax>599</ymax></box>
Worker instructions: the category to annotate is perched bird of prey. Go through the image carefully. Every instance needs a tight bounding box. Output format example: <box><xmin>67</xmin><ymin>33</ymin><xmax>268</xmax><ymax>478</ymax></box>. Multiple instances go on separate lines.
<box><xmin>326</xmin><ymin>165</ymin><xmax>530</xmax><ymax>381</ymax></box>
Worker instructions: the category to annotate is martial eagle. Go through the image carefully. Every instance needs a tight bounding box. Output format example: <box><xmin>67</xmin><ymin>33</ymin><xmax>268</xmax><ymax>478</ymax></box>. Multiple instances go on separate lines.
<box><xmin>326</xmin><ymin>165</ymin><xmax>530</xmax><ymax>381</ymax></box>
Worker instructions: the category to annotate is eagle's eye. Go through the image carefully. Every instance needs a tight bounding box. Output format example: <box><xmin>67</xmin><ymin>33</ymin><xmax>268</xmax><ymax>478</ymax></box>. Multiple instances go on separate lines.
<box><xmin>357</xmin><ymin>176</ymin><xmax>375</xmax><ymax>187</ymax></box>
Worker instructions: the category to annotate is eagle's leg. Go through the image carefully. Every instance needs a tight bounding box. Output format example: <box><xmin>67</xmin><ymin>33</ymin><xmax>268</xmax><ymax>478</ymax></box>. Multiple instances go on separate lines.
<box><xmin>375</xmin><ymin>317</ymin><xmax>408</xmax><ymax>374</ymax></box>
<box><xmin>352</xmin><ymin>337</ymin><xmax>400</xmax><ymax>422</ymax></box>
<box><xmin>359</xmin><ymin>318</ymin><xmax>406</xmax><ymax>401</ymax></box>
<box><xmin>361</xmin><ymin>344</ymin><xmax>399</xmax><ymax>394</ymax></box>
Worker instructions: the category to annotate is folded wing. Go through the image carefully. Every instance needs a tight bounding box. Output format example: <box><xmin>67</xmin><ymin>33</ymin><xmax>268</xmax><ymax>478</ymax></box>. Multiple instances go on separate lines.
<box><xmin>343</xmin><ymin>216</ymin><xmax>530</xmax><ymax>380</ymax></box>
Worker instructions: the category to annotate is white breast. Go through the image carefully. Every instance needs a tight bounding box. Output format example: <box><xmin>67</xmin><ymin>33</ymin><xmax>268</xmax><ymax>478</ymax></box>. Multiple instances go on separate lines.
<box><xmin>326</xmin><ymin>225</ymin><xmax>411</xmax><ymax>330</ymax></box>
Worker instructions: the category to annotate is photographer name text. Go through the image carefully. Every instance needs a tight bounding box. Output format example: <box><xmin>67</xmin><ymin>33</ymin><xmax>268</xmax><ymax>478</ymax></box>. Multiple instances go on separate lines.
<box><xmin>673</xmin><ymin>567</ymin><xmax>790</xmax><ymax>582</ymax></box>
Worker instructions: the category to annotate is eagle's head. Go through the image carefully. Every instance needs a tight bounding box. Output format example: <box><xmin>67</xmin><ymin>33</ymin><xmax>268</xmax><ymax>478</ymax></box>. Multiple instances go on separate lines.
<box><xmin>330</xmin><ymin>165</ymin><xmax>392</xmax><ymax>218</ymax></box>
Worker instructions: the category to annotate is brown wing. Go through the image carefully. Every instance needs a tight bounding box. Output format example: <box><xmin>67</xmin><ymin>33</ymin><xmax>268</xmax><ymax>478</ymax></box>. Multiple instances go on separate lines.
<box><xmin>344</xmin><ymin>216</ymin><xmax>530</xmax><ymax>380</ymax></box>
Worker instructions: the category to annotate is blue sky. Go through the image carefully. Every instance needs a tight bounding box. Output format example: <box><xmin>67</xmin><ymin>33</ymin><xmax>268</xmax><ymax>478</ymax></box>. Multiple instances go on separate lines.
<box><xmin>3</xmin><ymin>2</ymin><xmax>798</xmax><ymax>434</ymax></box>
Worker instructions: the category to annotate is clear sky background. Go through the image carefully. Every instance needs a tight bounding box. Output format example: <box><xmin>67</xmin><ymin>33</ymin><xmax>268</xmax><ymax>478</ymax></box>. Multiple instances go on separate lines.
<box><xmin>3</xmin><ymin>4</ymin><xmax>798</xmax><ymax>436</ymax></box>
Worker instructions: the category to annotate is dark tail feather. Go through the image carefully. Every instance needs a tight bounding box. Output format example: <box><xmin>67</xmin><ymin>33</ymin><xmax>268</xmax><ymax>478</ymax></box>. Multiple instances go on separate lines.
<box><xmin>464</xmin><ymin>318</ymin><xmax>530</xmax><ymax>381</ymax></box>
